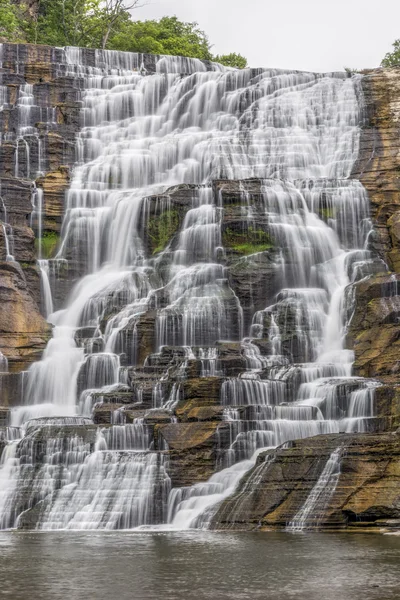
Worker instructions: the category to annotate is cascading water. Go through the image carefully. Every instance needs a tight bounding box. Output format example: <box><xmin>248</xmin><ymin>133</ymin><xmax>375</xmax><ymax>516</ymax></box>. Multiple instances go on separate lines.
<box><xmin>287</xmin><ymin>447</ymin><xmax>342</xmax><ymax>531</ymax></box>
<box><xmin>0</xmin><ymin>47</ymin><xmax>383</xmax><ymax>530</ymax></box>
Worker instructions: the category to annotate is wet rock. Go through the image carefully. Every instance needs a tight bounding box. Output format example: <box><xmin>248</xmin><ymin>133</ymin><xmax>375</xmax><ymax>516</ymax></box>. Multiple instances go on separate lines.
<box><xmin>157</xmin><ymin>421</ymin><xmax>225</xmax><ymax>487</ymax></box>
<box><xmin>0</xmin><ymin>261</ymin><xmax>51</xmax><ymax>371</ymax></box>
<box><xmin>347</xmin><ymin>274</ymin><xmax>400</xmax><ymax>379</ymax></box>
<box><xmin>36</xmin><ymin>166</ymin><xmax>70</xmax><ymax>233</ymax></box>
<box><xmin>211</xmin><ymin>432</ymin><xmax>400</xmax><ymax>531</ymax></box>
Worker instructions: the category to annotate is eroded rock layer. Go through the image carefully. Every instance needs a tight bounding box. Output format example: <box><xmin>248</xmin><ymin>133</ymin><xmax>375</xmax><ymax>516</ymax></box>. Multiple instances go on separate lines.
<box><xmin>350</xmin><ymin>68</ymin><xmax>400</xmax><ymax>384</ymax></box>
<box><xmin>211</xmin><ymin>432</ymin><xmax>400</xmax><ymax>531</ymax></box>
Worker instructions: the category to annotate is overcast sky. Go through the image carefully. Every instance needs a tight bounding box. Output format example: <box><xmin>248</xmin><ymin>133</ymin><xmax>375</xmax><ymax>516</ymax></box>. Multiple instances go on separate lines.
<box><xmin>133</xmin><ymin>0</ymin><xmax>400</xmax><ymax>72</ymax></box>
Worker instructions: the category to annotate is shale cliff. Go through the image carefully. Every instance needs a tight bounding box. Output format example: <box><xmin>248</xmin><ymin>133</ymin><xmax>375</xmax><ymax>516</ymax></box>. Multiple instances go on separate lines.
<box><xmin>0</xmin><ymin>44</ymin><xmax>76</xmax><ymax>376</ymax></box>
<box><xmin>1</xmin><ymin>44</ymin><xmax>400</xmax><ymax>531</ymax></box>
<box><xmin>350</xmin><ymin>69</ymin><xmax>400</xmax><ymax>383</ymax></box>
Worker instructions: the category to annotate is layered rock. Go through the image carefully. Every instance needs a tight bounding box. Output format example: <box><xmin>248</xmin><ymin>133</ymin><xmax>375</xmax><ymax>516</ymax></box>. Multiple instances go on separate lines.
<box><xmin>0</xmin><ymin>43</ymin><xmax>82</xmax><ymax>374</ymax></box>
<box><xmin>347</xmin><ymin>273</ymin><xmax>400</xmax><ymax>381</ymax></box>
<box><xmin>349</xmin><ymin>69</ymin><xmax>400</xmax><ymax>388</ymax></box>
<box><xmin>211</xmin><ymin>432</ymin><xmax>400</xmax><ymax>531</ymax></box>
<box><xmin>0</xmin><ymin>261</ymin><xmax>50</xmax><ymax>375</ymax></box>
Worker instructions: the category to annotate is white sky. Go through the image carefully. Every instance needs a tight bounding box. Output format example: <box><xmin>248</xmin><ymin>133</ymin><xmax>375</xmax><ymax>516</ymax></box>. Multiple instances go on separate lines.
<box><xmin>132</xmin><ymin>0</ymin><xmax>400</xmax><ymax>72</ymax></box>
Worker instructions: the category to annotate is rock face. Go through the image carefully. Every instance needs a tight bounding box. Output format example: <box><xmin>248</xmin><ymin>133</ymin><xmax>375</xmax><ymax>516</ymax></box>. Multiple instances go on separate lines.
<box><xmin>347</xmin><ymin>274</ymin><xmax>400</xmax><ymax>380</ymax></box>
<box><xmin>211</xmin><ymin>432</ymin><xmax>400</xmax><ymax>531</ymax></box>
<box><xmin>0</xmin><ymin>261</ymin><xmax>50</xmax><ymax>373</ymax></box>
<box><xmin>0</xmin><ymin>44</ymin><xmax>82</xmax><ymax>375</ymax></box>
<box><xmin>350</xmin><ymin>69</ymin><xmax>400</xmax><ymax>382</ymax></box>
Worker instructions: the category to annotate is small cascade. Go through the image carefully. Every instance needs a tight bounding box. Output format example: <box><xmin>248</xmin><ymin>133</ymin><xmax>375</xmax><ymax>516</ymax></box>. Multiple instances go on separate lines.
<box><xmin>38</xmin><ymin>260</ymin><xmax>54</xmax><ymax>317</ymax></box>
<box><xmin>0</xmin><ymin>419</ymin><xmax>170</xmax><ymax>530</ymax></box>
<box><xmin>0</xmin><ymin>188</ymin><xmax>15</xmax><ymax>261</ymax></box>
<box><xmin>12</xmin><ymin>84</ymin><xmax>55</xmax><ymax>179</ymax></box>
<box><xmin>39</xmin><ymin>450</ymin><xmax>170</xmax><ymax>530</ymax></box>
<box><xmin>101</xmin><ymin>421</ymin><xmax>151</xmax><ymax>451</ymax></box>
<box><xmin>31</xmin><ymin>186</ymin><xmax>44</xmax><ymax>258</ymax></box>
<box><xmin>198</xmin><ymin>347</ymin><xmax>221</xmax><ymax>377</ymax></box>
<box><xmin>210</xmin><ymin>455</ymin><xmax>276</xmax><ymax>530</ymax></box>
<box><xmin>167</xmin><ymin>459</ymin><xmax>255</xmax><ymax>530</ymax></box>
<box><xmin>0</xmin><ymin>441</ymin><xmax>20</xmax><ymax>530</ymax></box>
<box><xmin>287</xmin><ymin>447</ymin><xmax>342</xmax><ymax>531</ymax></box>
<box><xmin>0</xmin><ymin>351</ymin><xmax>8</xmax><ymax>373</ymax></box>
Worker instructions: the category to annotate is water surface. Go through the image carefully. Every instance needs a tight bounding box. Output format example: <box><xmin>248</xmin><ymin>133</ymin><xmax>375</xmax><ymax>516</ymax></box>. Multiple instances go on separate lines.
<box><xmin>0</xmin><ymin>531</ymin><xmax>399</xmax><ymax>600</ymax></box>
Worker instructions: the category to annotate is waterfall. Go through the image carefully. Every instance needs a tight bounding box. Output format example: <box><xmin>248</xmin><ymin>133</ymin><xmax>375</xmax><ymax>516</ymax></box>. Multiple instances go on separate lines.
<box><xmin>0</xmin><ymin>47</ymin><xmax>383</xmax><ymax>530</ymax></box>
<box><xmin>287</xmin><ymin>448</ymin><xmax>342</xmax><ymax>531</ymax></box>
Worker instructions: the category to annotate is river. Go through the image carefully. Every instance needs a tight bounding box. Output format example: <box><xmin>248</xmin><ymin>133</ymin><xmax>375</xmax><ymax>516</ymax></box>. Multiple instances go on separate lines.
<box><xmin>0</xmin><ymin>531</ymin><xmax>398</xmax><ymax>599</ymax></box>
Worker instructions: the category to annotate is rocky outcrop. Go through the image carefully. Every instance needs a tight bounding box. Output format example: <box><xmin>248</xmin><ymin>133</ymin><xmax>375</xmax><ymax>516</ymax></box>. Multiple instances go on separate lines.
<box><xmin>211</xmin><ymin>432</ymin><xmax>400</xmax><ymax>531</ymax></box>
<box><xmin>0</xmin><ymin>172</ymin><xmax>51</xmax><ymax>375</ymax></box>
<box><xmin>353</xmin><ymin>69</ymin><xmax>400</xmax><ymax>269</ymax></box>
<box><xmin>0</xmin><ymin>261</ymin><xmax>50</xmax><ymax>374</ymax></box>
<box><xmin>0</xmin><ymin>43</ymin><xmax>83</xmax><ymax>373</ymax></box>
<box><xmin>347</xmin><ymin>69</ymin><xmax>400</xmax><ymax>391</ymax></box>
<box><xmin>347</xmin><ymin>273</ymin><xmax>400</xmax><ymax>381</ymax></box>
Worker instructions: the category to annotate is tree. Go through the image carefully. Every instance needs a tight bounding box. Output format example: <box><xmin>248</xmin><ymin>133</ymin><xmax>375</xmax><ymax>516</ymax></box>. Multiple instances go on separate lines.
<box><xmin>109</xmin><ymin>16</ymin><xmax>213</xmax><ymax>59</ymax></box>
<box><xmin>214</xmin><ymin>53</ymin><xmax>248</xmax><ymax>69</ymax></box>
<box><xmin>3</xmin><ymin>7</ymin><xmax>248</xmax><ymax>67</ymax></box>
<box><xmin>23</xmin><ymin>0</ymin><xmax>142</xmax><ymax>48</ymax></box>
<box><xmin>382</xmin><ymin>40</ymin><xmax>400</xmax><ymax>67</ymax></box>
<box><xmin>0</xmin><ymin>0</ymin><xmax>25</xmax><ymax>41</ymax></box>
<box><xmin>25</xmin><ymin>0</ymin><xmax>97</xmax><ymax>47</ymax></box>
<box><xmin>97</xmin><ymin>0</ymin><xmax>144</xmax><ymax>49</ymax></box>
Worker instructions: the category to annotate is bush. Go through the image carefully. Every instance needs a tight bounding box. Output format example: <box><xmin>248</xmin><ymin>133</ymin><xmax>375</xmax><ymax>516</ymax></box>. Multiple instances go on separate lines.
<box><xmin>382</xmin><ymin>40</ymin><xmax>400</xmax><ymax>67</ymax></box>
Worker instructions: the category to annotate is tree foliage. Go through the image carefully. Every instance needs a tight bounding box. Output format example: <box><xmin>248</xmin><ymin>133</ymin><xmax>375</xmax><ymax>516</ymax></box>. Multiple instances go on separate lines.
<box><xmin>381</xmin><ymin>40</ymin><xmax>400</xmax><ymax>67</ymax></box>
<box><xmin>3</xmin><ymin>2</ymin><xmax>248</xmax><ymax>68</ymax></box>
<box><xmin>0</xmin><ymin>0</ymin><xmax>26</xmax><ymax>41</ymax></box>
<box><xmin>24</xmin><ymin>0</ymin><xmax>129</xmax><ymax>47</ymax></box>
<box><xmin>109</xmin><ymin>16</ymin><xmax>213</xmax><ymax>60</ymax></box>
<box><xmin>214</xmin><ymin>53</ymin><xmax>248</xmax><ymax>69</ymax></box>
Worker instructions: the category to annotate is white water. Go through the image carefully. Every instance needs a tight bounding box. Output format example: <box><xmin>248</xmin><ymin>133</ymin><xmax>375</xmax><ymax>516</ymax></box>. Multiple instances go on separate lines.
<box><xmin>0</xmin><ymin>47</ymin><xmax>383</xmax><ymax>530</ymax></box>
<box><xmin>287</xmin><ymin>448</ymin><xmax>342</xmax><ymax>531</ymax></box>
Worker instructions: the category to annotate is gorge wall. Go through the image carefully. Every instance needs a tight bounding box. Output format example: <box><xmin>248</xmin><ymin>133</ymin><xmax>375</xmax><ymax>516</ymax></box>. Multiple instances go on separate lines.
<box><xmin>0</xmin><ymin>43</ymin><xmax>400</xmax><ymax>531</ymax></box>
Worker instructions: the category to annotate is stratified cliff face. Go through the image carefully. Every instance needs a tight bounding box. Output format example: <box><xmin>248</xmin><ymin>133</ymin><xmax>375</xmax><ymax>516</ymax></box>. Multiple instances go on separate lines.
<box><xmin>0</xmin><ymin>44</ymin><xmax>76</xmax><ymax>376</ymax></box>
<box><xmin>211</xmin><ymin>432</ymin><xmax>400</xmax><ymax>531</ymax></box>
<box><xmin>350</xmin><ymin>69</ymin><xmax>400</xmax><ymax>383</ymax></box>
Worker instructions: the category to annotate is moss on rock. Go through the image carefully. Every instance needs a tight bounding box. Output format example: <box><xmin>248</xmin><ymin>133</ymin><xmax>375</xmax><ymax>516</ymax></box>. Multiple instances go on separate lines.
<box><xmin>35</xmin><ymin>231</ymin><xmax>59</xmax><ymax>259</ymax></box>
<box><xmin>223</xmin><ymin>226</ymin><xmax>274</xmax><ymax>256</ymax></box>
<box><xmin>148</xmin><ymin>209</ymin><xmax>180</xmax><ymax>254</ymax></box>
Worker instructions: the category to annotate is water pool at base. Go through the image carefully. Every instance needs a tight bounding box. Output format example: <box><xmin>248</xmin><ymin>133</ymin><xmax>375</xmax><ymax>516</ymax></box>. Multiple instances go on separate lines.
<box><xmin>0</xmin><ymin>531</ymin><xmax>399</xmax><ymax>600</ymax></box>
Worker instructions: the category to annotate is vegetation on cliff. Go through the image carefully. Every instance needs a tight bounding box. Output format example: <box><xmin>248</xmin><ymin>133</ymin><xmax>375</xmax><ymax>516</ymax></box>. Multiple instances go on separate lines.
<box><xmin>382</xmin><ymin>39</ymin><xmax>400</xmax><ymax>67</ymax></box>
<box><xmin>1</xmin><ymin>0</ymin><xmax>247</xmax><ymax>68</ymax></box>
<box><xmin>0</xmin><ymin>0</ymin><xmax>26</xmax><ymax>41</ymax></box>
<box><xmin>35</xmin><ymin>231</ymin><xmax>59</xmax><ymax>259</ymax></box>
<box><xmin>222</xmin><ymin>227</ymin><xmax>275</xmax><ymax>256</ymax></box>
<box><xmin>147</xmin><ymin>209</ymin><xmax>180</xmax><ymax>254</ymax></box>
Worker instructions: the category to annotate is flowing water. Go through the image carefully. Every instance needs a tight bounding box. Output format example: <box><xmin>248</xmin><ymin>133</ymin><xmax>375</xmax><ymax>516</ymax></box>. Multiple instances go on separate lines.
<box><xmin>0</xmin><ymin>47</ymin><xmax>385</xmax><ymax>530</ymax></box>
<box><xmin>287</xmin><ymin>447</ymin><xmax>342</xmax><ymax>530</ymax></box>
<box><xmin>0</xmin><ymin>532</ymin><xmax>399</xmax><ymax>600</ymax></box>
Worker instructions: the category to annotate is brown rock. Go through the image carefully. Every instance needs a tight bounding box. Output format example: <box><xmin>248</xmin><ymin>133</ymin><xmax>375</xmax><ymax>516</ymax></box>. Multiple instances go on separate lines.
<box><xmin>212</xmin><ymin>432</ymin><xmax>400</xmax><ymax>531</ymax></box>
<box><xmin>0</xmin><ymin>261</ymin><xmax>51</xmax><ymax>372</ymax></box>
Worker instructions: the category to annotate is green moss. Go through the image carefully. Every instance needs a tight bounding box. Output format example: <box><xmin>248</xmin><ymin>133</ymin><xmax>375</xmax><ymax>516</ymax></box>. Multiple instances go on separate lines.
<box><xmin>148</xmin><ymin>209</ymin><xmax>180</xmax><ymax>254</ymax></box>
<box><xmin>231</xmin><ymin>242</ymin><xmax>273</xmax><ymax>255</ymax></box>
<box><xmin>223</xmin><ymin>226</ymin><xmax>274</xmax><ymax>256</ymax></box>
<box><xmin>318</xmin><ymin>207</ymin><xmax>335</xmax><ymax>220</ymax></box>
<box><xmin>35</xmin><ymin>231</ymin><xmax>59</xmax><ymax>259</ymax></box>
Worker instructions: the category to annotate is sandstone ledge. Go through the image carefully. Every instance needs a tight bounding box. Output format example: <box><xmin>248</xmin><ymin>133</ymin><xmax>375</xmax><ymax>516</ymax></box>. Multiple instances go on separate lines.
<box><xmin>211</xmin><ymin>432</ymin><xmax>400</xmax><ymax>531</ymax></box>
